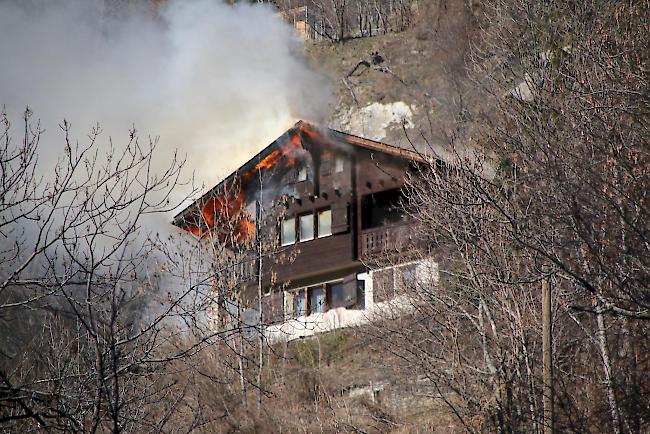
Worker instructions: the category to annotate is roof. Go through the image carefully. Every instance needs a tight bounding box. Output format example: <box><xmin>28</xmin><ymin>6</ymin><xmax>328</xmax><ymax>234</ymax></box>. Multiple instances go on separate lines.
<box><xmin>172</xmin><ymin>120</ymin><xmax>424</xmax><ymax>228</ymax></box>
<box><xmin>327</xmin><ymin>125</ymin><xmax>424</xmax><ymax>162</ymax></box>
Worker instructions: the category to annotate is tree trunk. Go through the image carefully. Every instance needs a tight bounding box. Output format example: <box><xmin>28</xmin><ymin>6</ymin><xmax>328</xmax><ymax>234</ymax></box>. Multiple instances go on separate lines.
<box><xmin>542</xmin><ymin>276</ymin><xmax>553</xmax><ymax>434</ymax></box>
<box><xmin>594</xmin><ymin>298</ymin><xmax>621</xmax><ymax>434</ymax></box>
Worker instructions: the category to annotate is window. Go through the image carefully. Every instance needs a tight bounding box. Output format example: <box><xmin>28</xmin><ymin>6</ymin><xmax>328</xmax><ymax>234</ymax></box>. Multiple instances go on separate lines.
<box><xmin>356</xmin><ymin>280</ymin><xmax>365</xmax><ymax>309</ymax></box>
<box><xmin>308</xmin><ymin>286</ymin><xmax>326</xmax><ymax>313</ymax></box>
<box><xmin>299</xmin><ymin>213</ymin><xmax>314</xmax><ymax>241</ymax></box>
<box><xmin>281</xmin><ymin>217</ymin><xmax>296</xmax><ymax>246</ymax></box>
<box><xmin>327</xmin><ymin>277</ymin><xmax>358</xmax><ymax>309</ymax></box>
<box><xmin>293</xmin><ymin>289</ymin><xmax>307</xmax><ymax>316</ymax></box>
<box><xmin>321</xmin><ymin>156</ymin><xmax>332</xmax><ymax>176</ymax></box>
<box><xmin>289</xmin><ymin>280</ymin><xmax>360</xmax><ymax>317</ymax></box>
<box><xmin>327</xmin><ymin>281</ymin><xmax>345</xmax><ymax>308</ymax></box>
<box><xmin>334</xmin><ymin>156</ymin><xmax>345</xmax><ymax>173</ymax></box>
<box><xmin>297</xmin><ymin>166</ymin><xmax>308</xmax><ymax>182</ymax></box>
<box><xmin>317</xmin><ymin>209</ymin><xmax>332</xmax><ymax>238</ymax></box>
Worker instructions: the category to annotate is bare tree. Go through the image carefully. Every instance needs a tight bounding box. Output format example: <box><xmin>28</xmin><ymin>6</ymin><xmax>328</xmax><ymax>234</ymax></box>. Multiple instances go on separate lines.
<box><xmin>276</xmin><ymin>0</ymin><xmax>416</xmax><ymax>41</ymax></box>
<box><xmin>0</xmin><ymin>108</ymin><xmax>258</xmax><ymax>431</ymax></box>
<box><xmin>368</xmin><ymin>0</ymin><xmax>649</xmax><ymax>432</ymax></box>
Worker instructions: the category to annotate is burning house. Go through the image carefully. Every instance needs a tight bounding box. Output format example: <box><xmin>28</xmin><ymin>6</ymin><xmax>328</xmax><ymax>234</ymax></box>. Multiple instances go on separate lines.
<box><xmin>173</xmin><ymin>121</ymin><xmax>437</xmax><ymax>339</ymax></box>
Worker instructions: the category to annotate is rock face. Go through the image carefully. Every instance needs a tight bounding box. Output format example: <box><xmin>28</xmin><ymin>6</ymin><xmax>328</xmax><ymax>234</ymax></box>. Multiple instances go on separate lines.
<box><xmin>331</xmin><ymin>101</ymin><xmax>415</xmax><ymax>142</ymax></box>
<box><xmin>305</xmin><ymin>1</ymin><xmax>489</xmax><ymax>160</ymax></box>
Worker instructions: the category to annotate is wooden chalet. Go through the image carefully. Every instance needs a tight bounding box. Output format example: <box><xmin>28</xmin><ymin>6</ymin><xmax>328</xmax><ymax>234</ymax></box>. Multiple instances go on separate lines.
<box><xmin>173</xmin><ymin>121</ymin><xmax>435</xmax><ymax>331</ymax></box>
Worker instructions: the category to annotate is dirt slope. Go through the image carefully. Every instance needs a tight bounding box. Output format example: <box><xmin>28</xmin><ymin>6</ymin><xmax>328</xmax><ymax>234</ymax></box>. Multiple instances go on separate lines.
<box><xmin>305</xmin><ymin>0</ymin><xmax>486</xmax><ymax>160</ymax></box>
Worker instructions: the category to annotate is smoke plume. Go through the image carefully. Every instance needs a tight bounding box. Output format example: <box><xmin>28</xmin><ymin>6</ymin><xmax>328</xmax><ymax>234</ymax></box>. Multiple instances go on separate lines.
<box><xmin>0</xmin><ymin>0</ymin><xmax>330</xmax><ymax>197</ymax></box>
<box><xmin>0</xmin><ymin>0</ymin><xmax>331</xmax><ymax>322</ymax></box>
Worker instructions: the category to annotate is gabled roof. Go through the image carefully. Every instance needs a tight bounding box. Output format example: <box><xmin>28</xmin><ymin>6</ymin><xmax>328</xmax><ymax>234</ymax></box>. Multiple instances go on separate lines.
<box><xmin>327</xmin><ymin>123</ymin><xmax>424</xmax><ymax>162</ymax></box>
<box><xmin>172</xmin><ymin>120</ymin><xmax>423</xmax><ymax>228</ymax></box>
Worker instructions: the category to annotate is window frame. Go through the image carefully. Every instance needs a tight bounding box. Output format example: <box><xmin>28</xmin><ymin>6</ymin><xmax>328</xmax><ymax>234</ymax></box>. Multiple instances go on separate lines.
<box><xmin>317</xmin><ymin>208</ymin><xmax>332</xmax><ymax>238</ymax></box>
<box><xmin>334</xmin><ymin>156</ymin><xmax>345</xmax><ymax>173</ymax></box>
<box><xmin>326</xmin><ymin>281</ymin><xmax>345</xmax><ymax>308</ymax></box>
<box><xmin>297</xmin><ymin>166</ymin><xmax>308</xmax><ymax>182</ymax></box>
<box><xmin>289</xmin><ymin>279</ymin><xmax>356</xmax><ymax>318</ymax></box>
<box><xmin>280</xmin><ymin>216</ymin><xmax>296</xmax><ymax>246</ymax></box>
<box><xmin>299</xmin><ymin>212</ymin><xmax>314</xmax><ymax>242</ymax></box>
<box><xmin>308</xmin><ymin>285</ymin><xmax>326</xmax><ymax>314</ymax></box>
<box><xmin>293</xmin><ymin>288</ymin><xmax>307</xmax><ymax>317</ymax></box>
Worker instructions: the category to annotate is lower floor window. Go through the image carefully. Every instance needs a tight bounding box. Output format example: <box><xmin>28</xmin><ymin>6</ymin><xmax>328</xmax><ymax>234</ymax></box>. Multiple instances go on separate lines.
<box><xmin>373</xmin><ymin>263</ymin><xmax>417</xmax><ymax>302</ymax></box>
<box><xmin>289</xmin><ymin>279</ymin><xmax>360</xmax><ymax>318</ymax></box>
<box><xmin>308</xmin><ymin>286</ymin><xmax>326</xmax><ymax>313</ymax></box>
<box><xmin>294</xmin><ymin>289</ymin><xmax>307</xmax><ymax>316</ymax></box>
<box><xmin>327</xmin><ymin>281</ymin><xmax>345</xmax><ymax>307</ymax></box>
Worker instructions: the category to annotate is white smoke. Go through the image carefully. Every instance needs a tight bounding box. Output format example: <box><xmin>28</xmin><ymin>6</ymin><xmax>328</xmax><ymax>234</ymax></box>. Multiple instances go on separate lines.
<box><xmin>0</xmin><ymin>0</ymin><xmax>331</xmax><ymax>320</ymax></box>
<box><xmin>0</xmin><ymin>0</ymin><xmax>330</xmax><ymax>197</ymax></box>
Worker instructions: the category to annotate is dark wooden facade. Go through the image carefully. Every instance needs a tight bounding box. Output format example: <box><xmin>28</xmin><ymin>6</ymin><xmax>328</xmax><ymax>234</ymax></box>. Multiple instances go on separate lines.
<box><xmin>173</xmin><ymin>121</ymin><xmax>422</xmax><ymax>301</ymax></box>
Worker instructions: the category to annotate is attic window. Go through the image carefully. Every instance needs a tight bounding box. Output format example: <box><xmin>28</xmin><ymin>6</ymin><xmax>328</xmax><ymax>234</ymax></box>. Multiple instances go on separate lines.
<box><xmin>297</xmin><ymin>166</ymin><xmax>308</xmax><ymax>182</ymax></box>
<box><xmin>334</xmin><ymin>156</ymin><xmax>345</xmax><ymax>173</ymax></box>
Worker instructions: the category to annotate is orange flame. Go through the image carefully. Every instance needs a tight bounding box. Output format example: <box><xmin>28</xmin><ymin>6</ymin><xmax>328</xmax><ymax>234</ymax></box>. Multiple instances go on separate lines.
<box><xmin>236</xmin><ymin>218</ymin><xmax>256</xmax><ymax>244</ymax></box>
<box><xmin>251</xmin><ymin>127</ymin><xmax>304</xmax><ymax>174</ymax></box>
<box><xmin>182</xmin><ymin>123</ymin><xmax>327</xmax><ymax>244</ymax></box>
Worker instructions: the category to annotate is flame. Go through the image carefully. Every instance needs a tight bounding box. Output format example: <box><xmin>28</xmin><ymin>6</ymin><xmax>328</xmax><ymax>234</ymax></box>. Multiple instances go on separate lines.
<box><xmin>181</xmin><ymin>123</ymin><xmax>327</xmax><ymax>244</ymax></box>
<box><xmin>251</xmin><ymin>127</ymin><xmax>303</xmax><ymax>173</ymax></box>
<box><xmin>188</xmin><ymin>225</ymin><xmax>202</xmax><ymax>237</ymax></box>
<box><xmin>254</xmin><ymin>148</ymin><xmax>283</xmax><ymax>172</ymax></box>
<box><xmin>197</xmin><ymin>181</ymin><xmax>248</xmax><ymax>242</ymax></box>
<box><xmin>236</xmin><ymin>218</ymin><xmax>256</xmax><ymax>243</ymax></box>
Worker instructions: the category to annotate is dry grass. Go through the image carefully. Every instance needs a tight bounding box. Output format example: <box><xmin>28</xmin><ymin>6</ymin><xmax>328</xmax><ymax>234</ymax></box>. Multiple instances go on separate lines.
<box><xmin>154</xmin><ymin>327</ymin><xmax>462</xmax><ymax>433</ymax></box>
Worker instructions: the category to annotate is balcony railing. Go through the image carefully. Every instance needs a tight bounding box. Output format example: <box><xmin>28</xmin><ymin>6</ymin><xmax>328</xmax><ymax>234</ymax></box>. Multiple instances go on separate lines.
<box><xmin>359</xmin><ymin>222</ymin><xmax>414</xmax><ymax>257</ymax></box>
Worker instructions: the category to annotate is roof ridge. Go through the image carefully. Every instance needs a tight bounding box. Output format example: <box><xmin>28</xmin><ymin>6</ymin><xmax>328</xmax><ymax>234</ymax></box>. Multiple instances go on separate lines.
<box><xmin>172</xmin><ymin>120</ymin><xmax>421</xmax><ymax>224</ymax></box>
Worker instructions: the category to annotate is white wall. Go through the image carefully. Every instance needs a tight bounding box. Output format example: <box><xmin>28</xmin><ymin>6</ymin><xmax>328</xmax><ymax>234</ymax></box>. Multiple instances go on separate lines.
<box><xmin>264</xmin><ymin>257</ymin><xmax>438</xmax><ymax>342</ymax></box>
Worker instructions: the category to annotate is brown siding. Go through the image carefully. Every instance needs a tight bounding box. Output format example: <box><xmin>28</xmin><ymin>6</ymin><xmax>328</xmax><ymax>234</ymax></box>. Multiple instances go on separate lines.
<box><xmin>355</xmin><ymin>149</ymin><xmax>409</xmax><ymax>196</ymax></box>
<box><xmin>331</xmin><ymin>201</ymin><xmax>349</xmax><ymax>234</ymax></box>
<box><xmin>270</xmin><ymin>231</ymin><xmax>356</xmax><ymax>283</ymax></box>
<box><xmin>241</xmin><ymin>136</ymin><xmax>415</xmax><ymax>294</ymax></box>
<box><xmin>319</xmin><ymin>155</ymin><xmax>352</xmax><ymax>193</ymax></box>
<box><xmin>266</xmin><ymin>149</ymin><xmax>358</xmax><ymax>286</ymax></box>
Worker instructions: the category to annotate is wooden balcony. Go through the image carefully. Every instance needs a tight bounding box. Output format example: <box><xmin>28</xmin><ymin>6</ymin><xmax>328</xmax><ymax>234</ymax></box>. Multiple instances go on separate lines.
<box><xmin>359</xmin><ymin>222</ymin><xmax>414</xmax><ymax>257</ymax></box>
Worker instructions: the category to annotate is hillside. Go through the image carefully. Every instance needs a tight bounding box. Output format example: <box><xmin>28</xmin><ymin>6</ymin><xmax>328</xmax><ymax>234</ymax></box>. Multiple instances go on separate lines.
<box><xmin>306</xmin><ymin>0</ymin><xmax>486</xmax><ymax>160</ymax></box>
<box><xmin>1</xmin><ymin>0</ymin><xmax>648</xmax><ymax>432</ymax></box>
<box><xmin>172</xmin><ymin>325</ymin><xmax>462</xmax><ymax>433</ymax></box>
